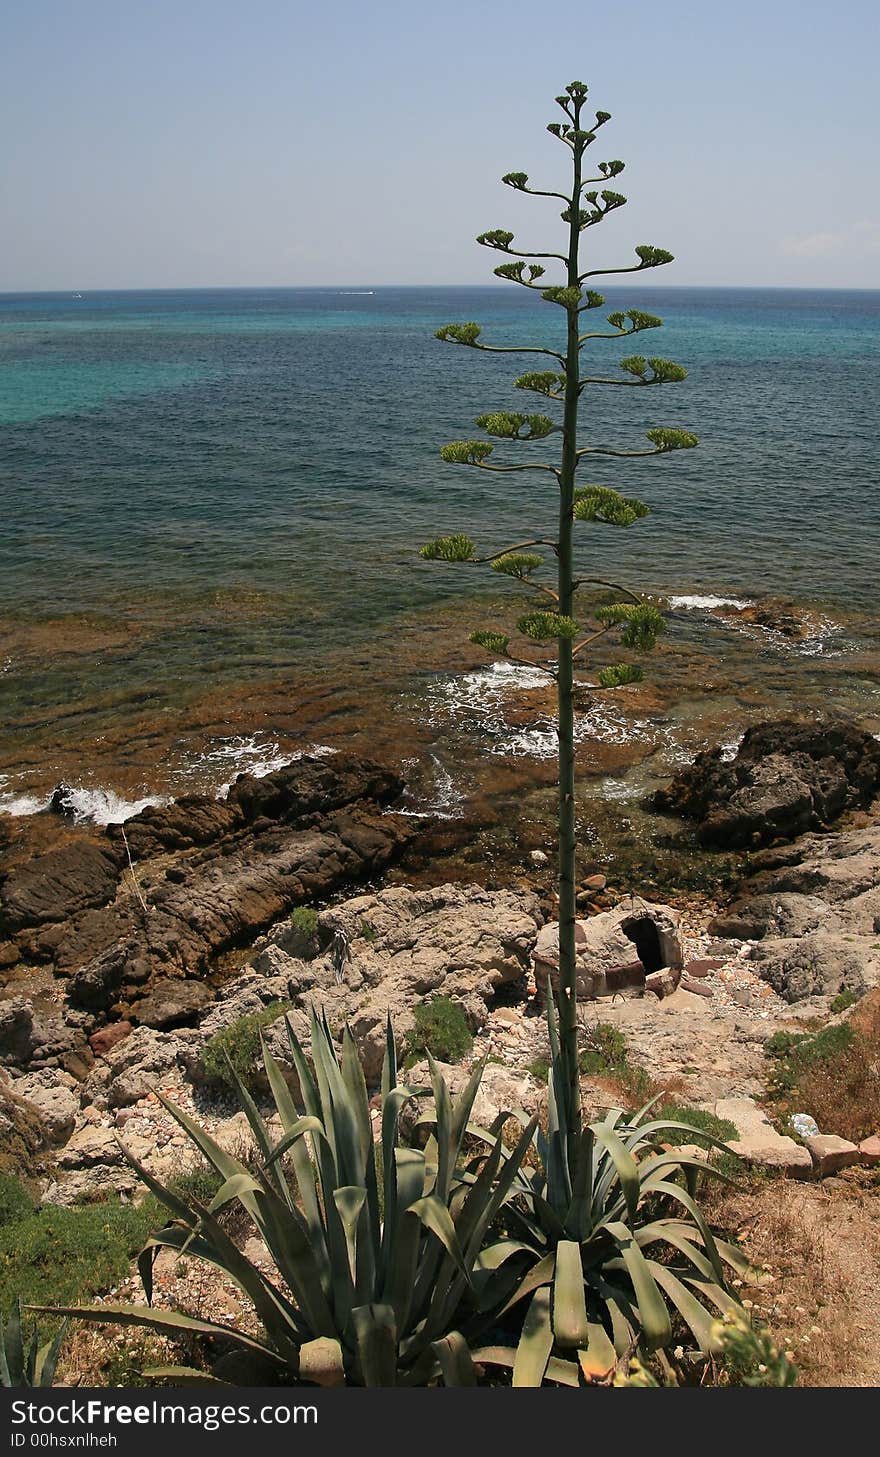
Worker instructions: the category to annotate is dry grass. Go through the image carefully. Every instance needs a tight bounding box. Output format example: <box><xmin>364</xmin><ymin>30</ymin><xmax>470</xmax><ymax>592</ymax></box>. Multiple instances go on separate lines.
<box><xmin>703</xmin><ymin>1167</ymin><xmax>880</xmax><ymax>1387</ymax></box>
<box><xmin>785</xmin><ymin>991</ymin><xmax>880</xmax><ymax>1143</ymax></box>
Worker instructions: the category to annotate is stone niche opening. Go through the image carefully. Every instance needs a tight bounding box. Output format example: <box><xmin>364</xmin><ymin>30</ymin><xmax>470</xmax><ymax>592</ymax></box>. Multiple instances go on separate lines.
<box><xmin>620</xmin><ymin>914</ymin><xmax>665</xmax><ymax>975</ymax></box>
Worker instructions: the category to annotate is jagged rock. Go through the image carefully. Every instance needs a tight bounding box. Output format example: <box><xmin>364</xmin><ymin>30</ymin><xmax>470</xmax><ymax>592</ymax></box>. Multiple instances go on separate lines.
<box><xmin>708</xmin><ymin>892</ymin><xmax>839</xmax><ymax>942</ymax></box>
<box><xmin>42</xmin><ymin>1166</ymin><xmax>138</xmax><ymax>1205</ymax></box>
<box><xmin>707</xmin><ymin>1096</ymin><xmax>813</xmax><ymax>1178</ymax></box>
<box><xmin>0</xmin><ymin>841</ymin><xmax>121</xmax><ymax>933</ymax></box>
<box><xmin>89</xmin><ymin>1020</ymin><xmax>133</xmax><ymax>1057</ymax></box>
<box><xmin>11</xmin><ymin>1069</ymin><xmax>79</xmax><ymax>1144</ymax></box>
<box><xmin>805</xmin><ymin>1134</ymin><xmax>860</xmax><ymax>1177</ymax></box>
<box><xmin>651</xmin><ymin>719</ymin><xmax>880</xmax><ymax>849</ymax></box>
<box><xmin>57</xmin><ymin>1123</ymin><xmax>124</xmax><ymax>1170</ymax></box>
<box><xmin>532</xmin><ymin>899</ymin><xmax>683</xmax><ymax>1001</ymax></box>
<box><xmin>129</xmin><ymin>978</ymin><xmax>214</xmax><ymax>1029</ymax></box>
<box><xmin>859</xmin><ymin>1136</ymin><xmax>880</xmax><ymax>1167</ymax></box>
<box><xmin>183</xmin><ymin>884</ymin><xmax>541</xmax><ymax>1088</ymax></box>
<box><xmin>61</xmin><ymin>757</ymin><xmax>415</xmax><ymax>1019</ymax></box>
<box><xmin>79</xmin><ymin>1026</ymin><xmax>184</xmax><ymax>1109</ymax></box>
<box><xmin>0</xmin><ymin>996</ymin><xmax>92</xmax><ymax>1075</ymax></box>
<box><xmin>749</xmin><ymin>932</ymin><xmax>869</xmax><ymax>1002</ymax></box>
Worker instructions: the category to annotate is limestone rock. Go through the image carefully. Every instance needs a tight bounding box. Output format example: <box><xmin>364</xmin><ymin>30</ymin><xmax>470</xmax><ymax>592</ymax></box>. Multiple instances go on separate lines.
<box><xmin>58</xmin><ymin>1123</ymin><xmax>124</xmax><ymax>1170</ymax></box>
<box><xmin>532</xmin><ymin>899</ymin><xmax>683</xmax><ymax>1001</ymax></box>
<box><xmin>749</xmin><ymin>931</ymin><xmax>868</xmax><ymax>1003</ymax></box>
<box><xmin>11</xmin><ymin>1069</ymin><xmax>79</xmax><ymax>1144</ymax></box>
<box><xmin>804</xmin><ymin>1133</ymin><xmax>860</xmax><ymax>1178</ymax></box>
<box><xmin>707</xmin><ymin>1096</ymin><xmax>813</xmax><ymax>1178</ymax></box>
<box><xmin>858</xmin><ymin>1136</ymin><xmax>880</xmax><ymax>1167</ymax></box>
<box><xmin>0</xmin><ymin>1071</ymin><xmax>54</xmax><ymax>1177</ymax></box>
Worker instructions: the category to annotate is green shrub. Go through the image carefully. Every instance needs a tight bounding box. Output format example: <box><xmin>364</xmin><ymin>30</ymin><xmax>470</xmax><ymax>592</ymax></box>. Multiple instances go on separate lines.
<box><xmin>653</xmin><ymin>1102</ymin><xmax>739</xmax><ymax>1149</ymax></box>
<box><xmin>527</xmin><ymin>1057</ymin><xmax>550</xmax><ymax>1084</ymax></box>
<box><xmin>405</xmin><ymin>997</ymin><xmax>473</xmax><ymax>1065</ymax></box>
<box><xmin>578</xmin><ymin>1022</ymin><xmax>628</xmax><ymax>1075</ymax></box>
<box><xmin>360</xmin><ymin>920</ymin><xmax>378</xmax><ymax>943</ymax></box>
<box><xmin>289</xmin><ymin>906</ymin><xmax>319</xmax><ymax>939</ymax></box>
<box><xmin>0</xmin><ymin>1202</ymin><xmax>155</xmax><ymax>1334</ymax></box>
<box><xmin>830</xmin><ymin>989</ymin><xmax>859</xmax><ymax>1014</ymax></box>
<box><xmin>199</xmin><ymin>1002</ymin><xmax>290</xmax><ymax>1093</ymax></box>
<box><xmin>0</xmin><ymin>1175</ymin><xmax>35</xmax><ymax>1230</ymax></box>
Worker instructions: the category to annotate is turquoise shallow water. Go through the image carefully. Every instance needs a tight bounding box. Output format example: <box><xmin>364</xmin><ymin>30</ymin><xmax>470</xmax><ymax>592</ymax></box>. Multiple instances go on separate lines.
<box><xmin>1</xmin><ymin>285</ymin><xmax>879</xmax><ymax>811</ymax></box>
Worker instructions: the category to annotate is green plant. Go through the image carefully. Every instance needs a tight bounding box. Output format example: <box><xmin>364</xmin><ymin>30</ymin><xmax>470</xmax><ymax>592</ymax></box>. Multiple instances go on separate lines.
<box><xmin>467</xmin><ymin>1000</ymin><xmax>748</xmax><ymax>1386</ymax></box>
<box><xmin>199</xmin><ymin>1002</ymin><xmax>290</xmax><ymax>1094</ymax></box>
<box><xmin>764</xmin><ymin>1023</ymin><xmax>854</xmax><ymax>1099</ymax></box>
<box><xmin>653</xmin><ymin>1104</ymin><xmax>739</xmax><ymax>1150</ymax></box>
<box><xmin>0</xmin><ymin>1200</ymin><xmax>154</xmax><ymax>1337</ymax></box>
<box><xmin>1</xmin><ymin>1300</ymin><xmax>66</xmax><ymax>1387</ymax></box>
<box><xmin>527</xmin><ymin>1057</ymin><xmax>550</xmax><ymax>1084</ymax></box>
<box><xmin>712</xmin><ymin>1309</ymin><xmax>798</xmax><ymax>1387</ymax></box>
<box><xmin>830</xmin><ymin>989</ymin><xmax>858</xmax><ymax>1014</ymax></box>
<box><xmin>52</xmin><ymin>1011</ymin><xmax>538</xmax><ymax>1386</ymax></box>
<box><xmin>404</xmin><ymin>997</ymin><xmax>474</xmax><ymax>1066</ymax></box>
<box><xmin>578</xmin><ymin>1022</ymin><xmax>653</xmax><ymax>1105</ymax></box>
<box><xmin>420</xmin><ymin>80</ymin><xmax>697</xmax><ymax>1145</ymax></box>
<box><xmin>359</xmin><ymin>920</ymin><xmax>379</xmax><ymax>944</ymax></box>
<box><xmin>0</xmin><ymin>1174</ymin><xmax>35</xmax><ymax>1229</ymax></box>
<box><xmin>289</xmin><ymin>906</ymin><xmax>319</xmax><ymax>939</ymax></box>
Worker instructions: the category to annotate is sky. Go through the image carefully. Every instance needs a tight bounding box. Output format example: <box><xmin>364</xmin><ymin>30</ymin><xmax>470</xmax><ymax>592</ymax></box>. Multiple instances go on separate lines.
<box><xmin>2</xmin><ymin>0</ymin><xmax>879</xmax><ymax>291</ymax></box>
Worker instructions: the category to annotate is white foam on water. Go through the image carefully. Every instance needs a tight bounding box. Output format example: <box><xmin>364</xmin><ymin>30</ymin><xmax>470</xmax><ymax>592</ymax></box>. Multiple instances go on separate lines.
<box><xmin>0</xmin><ymin>775</ymin><xmax>168</xmax><ymax>824</ymax></box>
<box><xmin>55</xmin><ymin>787</ymin><xmax>170</xmax><ymax>825</ymax></box>
<box><xmin>175</xmin><ymin>733</ymin><xmax>336</xmax><ymax>798</ymax></box>
<box><xmin>397</xmin><ymin>752</ymin><xmax>465</xmax><ymax>820</ymax></box>
<box><xmin>668</xmin><ymin>594</ymin><xmax>753</xmax><ymax>611</ymax></box>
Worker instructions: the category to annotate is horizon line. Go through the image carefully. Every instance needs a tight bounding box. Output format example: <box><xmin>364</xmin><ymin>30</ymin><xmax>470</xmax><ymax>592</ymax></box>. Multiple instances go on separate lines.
<box><xmin>2</xmin><ymin>281</ymin><xmax>880</xmax><ymax>297</ymax></box>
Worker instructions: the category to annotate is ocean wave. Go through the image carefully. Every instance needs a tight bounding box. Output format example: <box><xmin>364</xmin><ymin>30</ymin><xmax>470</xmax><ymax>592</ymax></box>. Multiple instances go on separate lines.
<box><xmin>0</xmin><ymin>777</ymin><xmax>168</xmax><ymax>825</ymax></box>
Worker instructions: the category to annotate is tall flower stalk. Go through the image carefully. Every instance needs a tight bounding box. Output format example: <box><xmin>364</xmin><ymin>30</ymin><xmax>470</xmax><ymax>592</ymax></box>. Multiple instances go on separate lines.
<box><xmin>420</xmin><ymin>81</ymin><xmax>697</xmax><ymax>1158</ymax></box>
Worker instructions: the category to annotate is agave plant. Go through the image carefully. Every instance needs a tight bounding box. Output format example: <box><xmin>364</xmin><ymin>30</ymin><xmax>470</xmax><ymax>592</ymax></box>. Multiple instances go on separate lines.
<box><xmin>47</xmin><ymin>1010</ymin><xmax>537</xmax><ymax>1387</ymax></box>
<box><xmin>453</xmin><ymin>998</ymin><xmax>750</xmax><ymax>1387</ymax></box>
<box><xmin>0</xmin><ymin>1301</ymin><xmax>66</xmax><ymax>1387</ymax></box>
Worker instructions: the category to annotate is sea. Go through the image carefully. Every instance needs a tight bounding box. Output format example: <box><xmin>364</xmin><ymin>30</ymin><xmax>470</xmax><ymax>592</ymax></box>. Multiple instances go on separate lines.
<box><xmin>1</xmin><ymin>285</ymin><xmax>879</xmax><ymax>859</ymax></box>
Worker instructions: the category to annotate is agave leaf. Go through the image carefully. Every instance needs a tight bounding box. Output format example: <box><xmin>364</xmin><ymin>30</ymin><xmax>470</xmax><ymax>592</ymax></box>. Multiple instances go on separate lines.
<box><xmin>645</xmin><ymin>1261</ymin><xmax>724</xmax><ymax>1354</ymax></box>
<box><xmin>35</xmin><ymin>1305</ymin><xmax>284</xmax><ymax>1365</ymax></box>
<box><xmin>545</xmin><ymin>1355</ymin><xmax>581</xmax><ymax>1387</ymax></box>
<box><xmin>333</xmin><ymin>1186</ymin><xmax>367</xmax><ymax>1287</ymax></box>
<box><xmin>280</xmin><ymin>1019</ymin><xmax>320</xmax><ymax>1121</ymax></box>
<box><xmin>578</xmin><ymin>1322</ymin><xmax>617</xmax><ymax>1382</ymax></box>
<box><xmin>0</xmin><ymin>1301</ymin><xmax>23</xmax><ymax>1385</ymax></box>
<box><xmin>590</xmin><ymin>1124</ymin><xmax>640</xmax><ymax>1223</ymax></box>
<box><xmin>604</xmin><ymin>1222</ymin><xmax>672</xmax><ymax>1350</ymax></box>
<box><xmin>383</xmin><ymin>1208</ymin><xmax>423</xmax><ymax>1334</ymax></box>
<box><xmin>632</xmin><ymin>1222</ymin><xmax>719</xmax><ymax>1283</ymax></box>
<box><xmin>433</xmin><ymin>1330</ymin><xmax>477</xmax><ymax>1387</ymax></box>
<box><xmin>265</xmin><ymin>1116</ymin><xmax>328</xmax><ymax>1164</ymax></box>
<box><xmin>449</xmin><ymin>1058</ymin><xmax>488</xmax><ymax>1158</ymax></box>
<box><xmin>141</xmin><ymin>1366</ymin><xmax>233</xmax><ymax>1385</ymax></box>
<box><xmin>380</xmin><ymin>1012</ymin><xmax>397</xmax><ymax>1100</ymax></box>
<box><xmin>641</xmin><ymin>1177</ymin><xmax>727</xmax><ymax>1282</ymax></box>
<box><xmin>351</xmin><ymin>1303</ymin><xmax>398</xmax><ymax>1388</ymax></box>
<box><xmin>219</xmin><ymin>1048</ymin><xmax>276</xmax><ymax>1176</ymax></box>
<box><xmin>427</xmin><ymin>1053</ymin><xmax>456</xmax><ymax>1204</ymax></box>
<box><xmin>208</xmin><ymin>1172</ymin><xmax>264</xmax><ymax>1213</ymax></box>
<box><xmin>119</xmin><ymin>1142</ymin><xmax>308</xmax><ymax>1354</ymax></box>
<box><xmin>410</xmin><ymin>1195</ymin><xmax>473</xmax><ymax>1288</ymax></box>
<box><xmin>553</xmin><ymin>1239</ymin><xmax>589</xmax><ymax>1346</ymax></box>
<box><xmin>513</xmin><ymin>1286</ymin><xmax>554</xmax><ymax>1387</ymax></box>
<box><xmin>298</xmin><ymin>1336</ymin><xmax>345</xmax><ymax>1387</ymax></box>
<box><xmin>683</xmin><ymin>1277</ymin><xmax>741</xmax><ymax>1317</ymax></box>
<box><xmin>498</xmin><ymin>1251</ymin><xmax>556</xmax><ymax>1318</ymax></box>
<box><xmin>341</xmin><ymin>1024</ymin><xmax>372</xmax><ymax>1165</ymax></box>
<box><xmin>261</xmin><ymin>1037</ymin><xmax>326</xmax><ymax>1260</ymax></box>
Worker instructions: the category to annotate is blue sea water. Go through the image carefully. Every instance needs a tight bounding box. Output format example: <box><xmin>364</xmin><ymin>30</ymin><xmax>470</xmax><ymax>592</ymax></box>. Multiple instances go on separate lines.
<box><xmin>1</xmin><ymin>284</ymin><xmax>878</xmax><ymax>807</ymax></box>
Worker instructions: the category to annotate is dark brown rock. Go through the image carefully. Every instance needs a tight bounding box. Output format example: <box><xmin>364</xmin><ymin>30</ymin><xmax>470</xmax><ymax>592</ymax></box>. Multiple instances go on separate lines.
<box><xmin>130</xmin><ymin>978</ymin><xmax>213</xmax><ymax>1029</ymax></box>
<box><xmin>89</xmin><ymin>1020</ymin><xmax>133</xmax><ymax>1057</ymax></box>
<box><xmin>0</xmin><ymin>842</ymin><xmax>121</xmax><ymax>933</ymax></box>
<box><xmin>650</xmin><ymin>719</ymin><xmax>880</xmax><ymax>850</ymax></box>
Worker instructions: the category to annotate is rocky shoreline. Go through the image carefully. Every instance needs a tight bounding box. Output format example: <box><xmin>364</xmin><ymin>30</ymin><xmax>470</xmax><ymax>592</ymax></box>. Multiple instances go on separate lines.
<box><xmin>2</xmin><ymin>718</ymin><xmax>880</xmax><ymax>1205</ymax></box>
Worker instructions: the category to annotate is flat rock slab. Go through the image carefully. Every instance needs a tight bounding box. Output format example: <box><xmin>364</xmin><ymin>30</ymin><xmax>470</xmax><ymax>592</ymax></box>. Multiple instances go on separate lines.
<box><xmin>708</xmin><ymin>1096</ymin><xmax>813</xmax><ymax>1178</ymax></box>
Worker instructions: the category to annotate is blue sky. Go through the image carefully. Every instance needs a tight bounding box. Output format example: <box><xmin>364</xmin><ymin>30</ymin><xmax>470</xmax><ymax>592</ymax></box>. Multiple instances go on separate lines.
<box><xmin>2</xmin><ymin>0</ymin><xmax>878</xmax><ymax>290</ymax></box>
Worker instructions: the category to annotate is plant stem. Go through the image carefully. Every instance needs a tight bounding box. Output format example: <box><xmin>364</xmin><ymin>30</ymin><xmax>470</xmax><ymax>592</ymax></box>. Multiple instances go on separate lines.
<box><xmin>556</xmin><ymin>99</ymin><xmax>584</xmax><ymax>1144</ymax></box>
